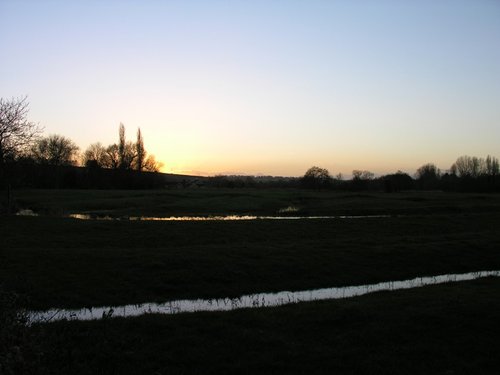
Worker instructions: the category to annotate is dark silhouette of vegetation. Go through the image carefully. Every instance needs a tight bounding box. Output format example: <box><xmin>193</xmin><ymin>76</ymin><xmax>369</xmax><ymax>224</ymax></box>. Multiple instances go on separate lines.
<box><xmin>143</xmin><ymin>154</ymin><xmax>162</xmax><ymax>172</ymax></box>
<box><xmin>94</xmin><ymin>124</ymin><xmax>162</xmax><ymax>172</ymax></box>
<box><xmin>82</xmin><ymin>142</ymin><xmax>107</xmax><ymax>168</ymax></box>
<box><xmin>0</xmin><ymin>97</ymin><xmax>43</xmax><ymax>212</ymax></box>
<box><xmin>352</xmin><ymin>170</ymin><xmax>374</xmax><ymax>180</ymax></box>
<box><xmin>114</xmin><ymin>123</ymin><xmax>136</xmax><ymax>170</ymax></box>
<box><xmin>382</xmin><ymin>171</ymin><xmax>413</xmax><ymax>193</ymax></box>
<box><xmin>0</xmin><ymin>288</ymin><xmax>41</xmax><ymax>374</ymax></box>
<box><xmin>105</xmin><ymin>144</ymin><xmax>120</xmax><ymax>169</ymax></box>
<box><xmin>204</xmin><ymin>157</ymin><xmax>500</xmax><ymax>193</ymax></box>
<box><xmin>118</xmin><ymin>123</ymin><xmax>126</xmax><ymax>169</ymax></box>
<box><xmin>349</xmin><ymin>170</ymin><xmax>374</xmax><ymax>191</ymax></box>
<box><xmin>0</xmin><ymin>97</ymin><xmax>42</xmax><ymax>167</ymax></box>
<box><xmin>451</xmin><ymin>155</ymin><xmax>499</xmax><ymax>178</ymax></box>
<box><xmin>136</xmin><ymin>128</ymin><xmax>145</xmax><ymax>171</ymax></box>
<box><xmin>1</xmin><ymin>96</ymin><xmax>500</xmax><ymax>194</ymax></box>
<box><xmin>5</xmin><ymin>163</ymin><xmax>170</xmax><ymax>189</ymax></box>
<box><xmin>301</xmin><ymin>166</ymin><xmax>332</xmax><ymax>189</ymax></box>
<box><xmin>29</xmin><ymin>134</ymin><xmax>79</xmax><ymax>166</ymax></box>
<box><xmin>0</xmin><ymin>98</ymin><xmax>166</xmax><ymax>195</ymax></box>
<box><xmin>443</xmin><ymin>155</ymin><xmax>500</xmax><ymax>192</ymax></box>
<box><xmin>208</xmin><ymin>175</ymin><xmax>299</xmax><ymax>188</ymax></box>
<box><xmin>415</xmin><ymin>163</ymin><xmax>440</xmax><ymax>190</ymax></box>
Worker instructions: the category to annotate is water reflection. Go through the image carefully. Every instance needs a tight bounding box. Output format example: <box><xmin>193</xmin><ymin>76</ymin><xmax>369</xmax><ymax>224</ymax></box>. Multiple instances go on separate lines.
<box><xmin>68</xmin><ymin>213</ymin><xmax>391</xmax><ymax>221</ymax></box>
<box><xmin>28</xmin><ymin>270</ymin><xmax>500</xmax><ymax>323</ymax></box>
<box><xmin>277</xmin><ymin>206</ymin><xmax>300</xmax><ymax>214</ymax></box>
<box><xmin>15</xmin><ymin>209</ymin><xmax>391</xmax><ymax>221</ymax></box>
<box><xmin>16</xmin><ymin>209</ymin><xmax>38</xmax><ymax>216</ymax></box>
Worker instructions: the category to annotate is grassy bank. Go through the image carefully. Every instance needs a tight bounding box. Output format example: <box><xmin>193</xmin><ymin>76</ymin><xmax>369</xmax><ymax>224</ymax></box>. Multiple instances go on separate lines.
<box><xmin>18</xmin><ymin>278</ymin><xmax>500</xmax><ymax>374</ymax></box>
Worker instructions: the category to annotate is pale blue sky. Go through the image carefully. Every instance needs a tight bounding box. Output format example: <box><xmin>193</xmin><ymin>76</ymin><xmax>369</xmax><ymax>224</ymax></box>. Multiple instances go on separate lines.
<box><xmin>1</xmin><ymin>0</ymin><xmax>499</xmax><ymax>176</ymax></box>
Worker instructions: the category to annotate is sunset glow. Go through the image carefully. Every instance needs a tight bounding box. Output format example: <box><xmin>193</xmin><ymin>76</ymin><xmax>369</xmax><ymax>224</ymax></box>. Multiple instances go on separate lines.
<box><xmin>2</xmin><ymin>0</ymin><xmax>499</xmax><ymax>176</ymax></box>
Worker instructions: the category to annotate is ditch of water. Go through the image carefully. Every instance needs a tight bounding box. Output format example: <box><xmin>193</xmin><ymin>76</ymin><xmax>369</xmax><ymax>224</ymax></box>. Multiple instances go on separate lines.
<box><xmin>67</xmin><ymin>213</ymin><xmax>391</xmax><ymax>221</ymax></box>
<box><xmin>16</xmin><ymin>209</ymin><xmax>391</xmax><ymax>221</ymax></box>
<box><xmin>28</xmin><ymin>270</ymin><xmax>500</xmax><ymax>323</ymax></box>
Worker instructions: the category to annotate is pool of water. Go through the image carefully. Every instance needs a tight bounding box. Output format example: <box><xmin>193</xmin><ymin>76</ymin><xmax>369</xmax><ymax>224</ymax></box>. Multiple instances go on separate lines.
<box><xmin>15</xmin><ymin>208</ymin><xmax>392</xmax><ymax>221</ymax></box>
<box><xmin>27</xmin><ymin>270</ymin><xmax>500</xmax><ymax>323</ymax></box>
<box><xmin>67</xmin><ymin>213</ymin><xmax>391</xmax><ymax>221</ymax></box>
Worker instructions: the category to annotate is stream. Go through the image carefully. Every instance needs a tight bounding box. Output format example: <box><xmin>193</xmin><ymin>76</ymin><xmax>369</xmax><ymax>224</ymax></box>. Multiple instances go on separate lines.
<box><xmin>28</xmin><ymin>270</ymin><xmax>500</xmax><ymax>323</ymax></box>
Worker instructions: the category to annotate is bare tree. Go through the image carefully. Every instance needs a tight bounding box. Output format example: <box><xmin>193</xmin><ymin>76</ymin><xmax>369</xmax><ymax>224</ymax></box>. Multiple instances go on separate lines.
<box><xmin>485</xmin><ymin>155</ymin><xmax>499</xmax><ymax>176</ymax></box>
<box><xmin>352</xmin><ymin>170</ymin><xmax>374</xmax><ymax>180</ymax></box>
<box><xmin>104</xmin><ymin>144</ymin><xmax>120</xmax><ymax>169</ymax></box>
<box><xmin>451</xmin><ymin>155</ymin><xmax>485</xmax><ymax>178</ymax></box>
<box><xmin>0</xmin><ymin>97</ymin><xmax>42</xmax><ymax>166</ymax></box>
<box><xmin>30</xmin><ymin>134</ymin><xmax>79</xmax><ymax>166</ymax></box>
<box><xmin>122</xmin><ymin>142</ymin><xmax>136</xmax><ymax>169</ymax></box>
<box><xmin>82</xmin><ymin>142</ymin><xmax>107</xmax><ymax>167</ymax></box>
<box><xmin>143</xmin><ymin>154</ymin><xmax>163</xmax><ymax>172</ymax></box>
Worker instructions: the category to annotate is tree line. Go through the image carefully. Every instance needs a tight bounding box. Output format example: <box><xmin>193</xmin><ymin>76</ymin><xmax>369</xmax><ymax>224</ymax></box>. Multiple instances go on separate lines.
<box><xmin>80</xmin><ymin>124</ymin><xmax>162</xmax><ymax>172</ymax></box>
<box><xmin>0</xmin><ymin>97</ymin><xmax>169</xmax><ymax>196</ymax></box>
<box><xmin>298</xmin><ymin>157</ymin><xmax>500</xmax><ymax>192</ymax></box>
<box><xmin>205</xmin><ymin>156</ymin><xmax>500</xmax><ymax>192</ymax></box>
<box><xmin>0</xmin><ymin>97</ymin><xmax>162</xmax><ymax>172</ymax></box>
<box><xmin>17</xmin><ymin>123</ymin><xmax>162</xmax><ymax>172</ymax></box>
<box><xmin>1</xmin><ymin>96</ymin><xmax>499</xmax><ymax>193</ymax></box>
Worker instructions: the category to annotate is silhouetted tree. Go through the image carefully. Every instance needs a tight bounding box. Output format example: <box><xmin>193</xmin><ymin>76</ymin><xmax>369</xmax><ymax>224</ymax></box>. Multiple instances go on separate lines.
<box><xmin>104</xmin><ymin>144</ymin><xmax>120</xmax><ymax>169</ymax></box>
<box><xmin>301</xmin><ymin>166</ymin><xmax>332</xmax><ymax>189</ymax></box>
<box><xmin>352</xmin><ymin>170</ymin><xmax>374</xmax><ymax>180</ymax></box>
<box><xmin>30</xmin><ymin>134</ymin><xmax>79</xmax><ymax>166</ymax></box>
<box><xmin>383</xmin><ymin>171</ymin><xmax>414</xmax><ymax>192</ymax></box>
<box><xmin>447</xmin><ymin>155</ymin><xmax>500</xmax><ymax>191</ymax></box>
<box><xmin>118</xmin><ymin>123</ymin><xmax>126</xmax><ymax>169</ymax></box>
<box><xmin>350</xmin><ymin>170</ymin><xmax>374</xmax><ymax>191</ymax></box>
<box><xmin>114</xmin><ymin>124</ymin><xmax>137</xmax><ymax>170</ymax></box>
<box><xmin>485</xmin><ymin>155</ymin><xmax>499</xmax><ymax>176</ymax></box>
<box><xmin>451</xmin><ymin>155</ymin><xmax>488</xmax><ymax>178</ymax></box>
<box><xmin>143</xmin><ymin>154</ymin><xmax>163</xmax><ymax>172</ymax></box>
<box><xmin>416</xmin><ymin>163</ymin><xmax>440</xmax><ymax>190</ymax></box>
<box><xmin>451</xmin><ymin>155</ymin><xmax>499</xmax><ymax>177</ymax></box>
<box><xmin>82</xmin><ymin>142</ymin><xmax>107</xmax><ymax>167</ymax></box>
<box><xmin>0</xmin><ymin>97</ymin><xmax>42</xmax><ymax>166</ymax></box>
<box><xmin>122</xmin><ymin>142</ymin><xmax>137</xmax><ymax>169</ymax></box>
<box><xmin>135</xmin><ymin>128</ymin><xmax>145</xmax><ymax>171</ymax></box>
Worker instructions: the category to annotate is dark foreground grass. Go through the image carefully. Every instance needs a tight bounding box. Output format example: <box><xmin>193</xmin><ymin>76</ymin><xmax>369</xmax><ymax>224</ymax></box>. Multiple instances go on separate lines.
<box><xmin>18</xmin><ymin>278</ymin><xmax>500</xmax><ymax>375</ymax></box>
<box><xmin>1</xmin><ymin>211</ymin><xmax>500</xmax><ymax>310</ymax></box>
<box><xmin>2</xmin><ymin>189</ymin><xmax>499</xmax><ymax>374</ymax></box>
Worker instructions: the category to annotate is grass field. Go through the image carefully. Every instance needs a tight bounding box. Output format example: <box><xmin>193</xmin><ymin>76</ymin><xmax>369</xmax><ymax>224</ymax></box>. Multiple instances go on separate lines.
<box><xmin>1</xmin><ymin>188</ymin><xmax>500</xmax><ymax>373</ymax></box>
<box><xmin>9</xmin><ymin>278</ymin><xmax>500</xmax><ymax>374</ymax></box>
<box><xmin>11</xmin><ymin>188</ymin><xmax>500</xmax><ymax>216</ymax></box>
<box><xmin>2</xmin><ymin>212</ymin><xmax>500</xmax><ymax>310</ymax></box>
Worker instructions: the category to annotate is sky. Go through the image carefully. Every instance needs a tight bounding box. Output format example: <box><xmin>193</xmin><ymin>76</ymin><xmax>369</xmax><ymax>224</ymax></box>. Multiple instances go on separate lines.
<box><xmin>1</xmin><ymin>0</ymin><xmax>499</xmax><ymax>177</ymax></box>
